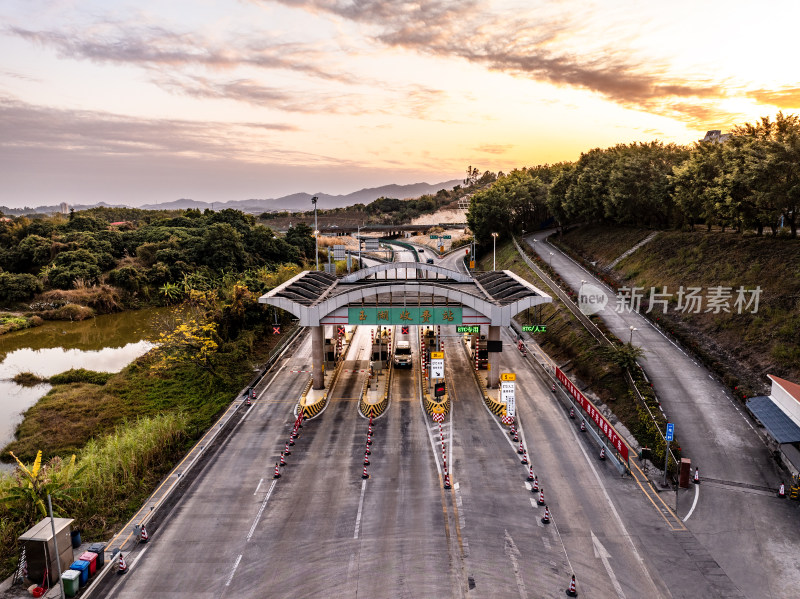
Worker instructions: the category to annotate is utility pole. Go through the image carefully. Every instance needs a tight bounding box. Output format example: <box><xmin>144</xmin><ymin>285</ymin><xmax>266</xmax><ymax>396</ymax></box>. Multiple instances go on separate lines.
<box><xmin>312</xmin><ymin>196</ymin><xmax>319</xmax><ymax>271</ymax></box>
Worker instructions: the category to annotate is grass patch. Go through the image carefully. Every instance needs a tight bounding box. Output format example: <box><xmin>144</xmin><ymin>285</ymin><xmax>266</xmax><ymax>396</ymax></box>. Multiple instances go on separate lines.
<box><xmin>0</xmin><ymin>413</ymin><xmax>187</xmax><ymax>579</ymax></box>
<box><xmin>11</xmin><ymin>372</ymin><xmax>45</xmax><ymax>386</ymax></box>
<box><xmin>560</xmin><ymin>224</ymin><xmax>653</xmax><ymax>267</ymax></box>
<box><xmin>0</xmin><ymin>313</ymin><xmax>43</xmax><ymax>335</ymax></box>
<box><xmin>49</xmin><ymin>369</ymin><xmax>113</xmax><ymax>385</ymax></box>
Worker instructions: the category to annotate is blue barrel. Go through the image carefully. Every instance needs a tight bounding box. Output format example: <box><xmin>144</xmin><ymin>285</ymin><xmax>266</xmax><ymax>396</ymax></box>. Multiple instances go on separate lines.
<box><xmin>69</xmin><ymin>560</ymin><xmax>90</xmax><ymax>587</ymax></box>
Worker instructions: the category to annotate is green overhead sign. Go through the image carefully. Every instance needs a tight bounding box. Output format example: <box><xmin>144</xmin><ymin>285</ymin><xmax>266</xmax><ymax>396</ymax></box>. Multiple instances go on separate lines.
<box><xmin>522</xmin><ymin>325</ymin><xmax>547</xmax><ymax>333</ymax></box>
<box><xmin>456</xmin><ymin>325</ymin><xmax>480</xmax><ymax>334</ymax></box>
<box><xmin>349</xmin><ymin>307</ymin><xmax>462</xmax><ymax>325</ymax></box>
<box><xmin>430</xmin><ymin>235</ymin><xmax>439</xmax><ymax>239</ymax></box>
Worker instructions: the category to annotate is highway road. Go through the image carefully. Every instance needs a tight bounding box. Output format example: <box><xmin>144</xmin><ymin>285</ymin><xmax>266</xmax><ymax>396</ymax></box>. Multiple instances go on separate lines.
<box><xmin>98</xmin><ymin>240</ymin><xmax>800</xmax><ymax>598</ymax></box>
<box><xmin>523</xmin><ymin>231</ymin><xmax>800</xmax><ymax>597</ymax></box>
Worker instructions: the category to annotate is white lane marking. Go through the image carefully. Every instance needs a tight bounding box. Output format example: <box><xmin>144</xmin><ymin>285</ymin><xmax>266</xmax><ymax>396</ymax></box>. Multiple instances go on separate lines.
<box><xmin>504</xmin><ymin>530</ymin><xmax>529</xmax><ymax>599</ymax></box>
<box><xmin>592</xmin><ymin>531</ymin><xmax>626</xmax><ymax>599</ymax></box>
<box><xmin>566</xmin><ymin>422</ymin><xmax>649</xmax><ymax>571</ymax></box>
<box><xmin>127</xmin><ymin>545</ymin><xmax>149</xmax><ymax>571</ymax></box>
<box><xmin>683</xmin><ymin>483</ymin><xmax>700</xmax><ymax>522</ymax></box>
<box><xmin>224</xmin><ymin>554</ymin><xmax>242</xmax><ymax>587</ymax></box>
<box><xmin>253</xmin><ymin>478</ymin><xmax>263</xmax><ymax>495</ymax></box>
<box><xmin>353</xmin><ymin>479</ymin><xmax>367</xmax><ymax>539</ymax></box>
<box><xmin>247</xmin><ymin>479</ymin><xmax>277</xmax><ymax>541</ymax></box>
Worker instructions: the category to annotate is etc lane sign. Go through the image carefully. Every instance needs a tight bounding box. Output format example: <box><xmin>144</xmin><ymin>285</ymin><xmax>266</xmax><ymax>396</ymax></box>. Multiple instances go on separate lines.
<box><xmin>430</xmin><ymin>352</ymin><xmax>444</xmax><ymax>378</ymax></box>
<box><xmin>555</xmin><ymin>367</ymin><xmax>629</xmax><ymax>462</ymax></box>
<box><xmin>500</xmin><ymin>373</ymin><xmax>516</xmax><ymax>418</ymax></box>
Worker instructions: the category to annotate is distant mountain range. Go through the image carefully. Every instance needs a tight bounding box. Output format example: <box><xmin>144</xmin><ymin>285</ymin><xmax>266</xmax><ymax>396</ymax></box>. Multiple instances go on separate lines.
<box><xmin>0</xmin><ymin>180</ymin><xmax>463</xmax><ymax>216</ymax></box>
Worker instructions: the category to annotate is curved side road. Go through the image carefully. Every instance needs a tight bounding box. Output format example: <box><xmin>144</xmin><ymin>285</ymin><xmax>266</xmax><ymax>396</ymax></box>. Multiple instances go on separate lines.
<box><xmin>525</xmin><ymin>230</ymin><xmax>800</xmax><ymax>598</ymax></box>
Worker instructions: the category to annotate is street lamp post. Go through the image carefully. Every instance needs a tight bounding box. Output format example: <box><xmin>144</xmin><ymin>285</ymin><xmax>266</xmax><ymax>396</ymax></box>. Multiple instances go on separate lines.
<box><xmin>491</xmin><ymin>232</ymin><xmax>499</xmax><ymax>270</ymax></box>
<box><xmin>549</xmin><ymin>251</ymin><xmax>554</xmax><ymax>269</ymax></box>
<box><xmin>357</xmin><ymin>224</ymin><xmax>362</xmax><ymax>269</ymax></box>
<box><xmin>312</xmin><ymin>196</ymin><xmax>319</xmax><ymax>271</ymax></box>
<box><xmin>629</xmin><ymin>325</ymin><xmax>638</xmax><ymax>345</ymax></box>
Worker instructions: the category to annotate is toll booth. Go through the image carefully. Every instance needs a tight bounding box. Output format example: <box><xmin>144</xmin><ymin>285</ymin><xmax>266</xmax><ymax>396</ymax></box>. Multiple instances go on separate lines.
<box><xmin>324</xmin><ymin>337</ymin><xmax>336</xmax><ymax>371</ymax></box>
<box><xmin>371</xmin><ymin>327</ymin><xmax>390</xmax><ymax>371</ymax></box>
<box><xmin>474</xmin><ymin>336</ymin><xmax>489</xmax><ymax>369</ymax></box>
<box><xmin>18</xmin><ymin>518</ymin><xmax>75</xmax><ymax>586</ymax></box>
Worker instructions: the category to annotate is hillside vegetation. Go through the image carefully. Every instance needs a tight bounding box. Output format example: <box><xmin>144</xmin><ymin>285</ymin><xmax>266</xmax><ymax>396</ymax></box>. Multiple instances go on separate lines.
<box><xmin>555</xmin><ymin>224</ymin><xmax>800</xmax><ymax>395</ymax></box>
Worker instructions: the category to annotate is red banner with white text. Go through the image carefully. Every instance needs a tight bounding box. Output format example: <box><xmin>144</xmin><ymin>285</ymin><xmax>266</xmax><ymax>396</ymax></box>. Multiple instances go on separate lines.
<box><xmin>556</xmin><ymin>367</ymin><xmax>629</xmax><ymax>462</ymax></box>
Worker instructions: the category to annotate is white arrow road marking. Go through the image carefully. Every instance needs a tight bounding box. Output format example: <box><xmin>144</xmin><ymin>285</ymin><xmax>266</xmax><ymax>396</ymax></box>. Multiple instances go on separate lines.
<box><xmin>592</xmin><ymin>531</ymin><xmax>626</xmax><ymax>599</ymax></box>
<box><xmin>504</xmin><ymin>529</ymin><xmax>529</xmax><ymax>599</ymax></box>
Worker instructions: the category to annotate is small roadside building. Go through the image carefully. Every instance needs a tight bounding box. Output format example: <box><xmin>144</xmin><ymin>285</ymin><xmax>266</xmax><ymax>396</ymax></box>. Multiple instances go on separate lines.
<box><xmin>747</xmin><ymin>375</ymin><xmax>800</xmax><ymax>475</ymax></box>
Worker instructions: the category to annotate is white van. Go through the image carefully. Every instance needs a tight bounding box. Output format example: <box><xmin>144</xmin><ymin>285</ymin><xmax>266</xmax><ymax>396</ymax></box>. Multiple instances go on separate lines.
<box><xmin>393</xmin><ymin>341</ymin><xmax>412</xmax><ymax>367</ymax></box>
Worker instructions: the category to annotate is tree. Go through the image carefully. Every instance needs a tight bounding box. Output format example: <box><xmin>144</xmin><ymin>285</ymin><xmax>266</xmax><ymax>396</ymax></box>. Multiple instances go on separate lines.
<box><xmin>152</xmin><ymin>313</ymin><xmax>221</xmax><ymax>375</ymax></box>
<box><xmin>1</xmin><ymin>451</ymin><xmax>84</xmax><ymax>520</ymax></box>
<box><xmin>285</xmin><ymin>224</ymin><xmax>315</xmax><ymax>260</ymax></box>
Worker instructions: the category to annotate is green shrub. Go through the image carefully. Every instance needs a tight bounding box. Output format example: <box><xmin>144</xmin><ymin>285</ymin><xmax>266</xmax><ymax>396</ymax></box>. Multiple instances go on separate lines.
<box><xmin>0</xmin><ymin>272</ymin><xmax>43</xmax><ymax>303</ymax></box>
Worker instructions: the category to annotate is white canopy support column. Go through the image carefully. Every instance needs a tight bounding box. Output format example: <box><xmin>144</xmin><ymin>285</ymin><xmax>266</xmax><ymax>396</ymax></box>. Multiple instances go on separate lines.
<box><xmin>311</xmin><ymin>325</ymin><xmax>325</xmax><ymax>390</ymax></box>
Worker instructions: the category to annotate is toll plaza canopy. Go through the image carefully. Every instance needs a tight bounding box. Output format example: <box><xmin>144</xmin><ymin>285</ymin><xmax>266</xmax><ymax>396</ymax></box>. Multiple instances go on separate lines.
<box><xmin>258</xmin><ymin>262</ymin><xmax>552</xmax><ymax>327</ymax></box>
<box><xmin>259</xmin><ymin>262</ymin><xmax>552</xmax><ymax>390</ymax></box>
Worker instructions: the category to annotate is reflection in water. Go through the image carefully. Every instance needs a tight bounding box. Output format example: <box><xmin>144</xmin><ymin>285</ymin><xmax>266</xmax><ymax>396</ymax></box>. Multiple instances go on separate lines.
<box><xmin>0</xmin><ymin>341</ymin><xmax>155</xmax><ymax>379</ymax></box>
<box><xmin>0</xmin><ymin>307</ymin><xmax>169</xmax><ymax>453</ymax></box>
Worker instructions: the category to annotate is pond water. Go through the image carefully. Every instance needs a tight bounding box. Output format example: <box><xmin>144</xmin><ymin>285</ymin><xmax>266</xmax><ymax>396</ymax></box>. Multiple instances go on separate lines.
<box><xmin>0</xmin><ymin>307</ymin><xmax>171</xmax><ymax>458</ymax></box>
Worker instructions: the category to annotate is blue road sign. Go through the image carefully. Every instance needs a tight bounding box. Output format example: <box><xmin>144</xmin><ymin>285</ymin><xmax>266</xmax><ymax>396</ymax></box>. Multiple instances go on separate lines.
<box><xmin>665</xmin><ymin>423</ymin><xmax>674</xmax><ymax>442</ymax></box>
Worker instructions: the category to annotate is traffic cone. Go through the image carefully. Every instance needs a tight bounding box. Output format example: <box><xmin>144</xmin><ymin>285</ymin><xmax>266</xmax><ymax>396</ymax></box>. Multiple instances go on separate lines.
<box><xmin>140</xmin><ymin>524</ymin><xmax>149</xmax><ymax>543</ymax></box>
<box><xmin>280</xmin><ymin>452</ymin><xmax>286</xmax><ymax>466</ymax></box>
<box><xmin>566</xmin><ymin>574</ymin><xmax>578</xmax><ymax>597</ymax></box>
<box><xmin>288</xmin><ymin>436</ymin><xmax>295</xmax><ymax>446</ymax></box>
<box><xmin>569</xmin><ymin>407</ymin><xmax>575</xmax><ymax>419</ymax></box>
<box><xmin>365</xmin><ymin>443</ymin><xmax>371</xmax><ymax>455</ymax></box>
<box><xmin>552</xmin><ymin>383</ymin><xmax>556</xmax><ymax>392</ymax></box>
<box><xmin>527</xmin><ymin>466</ymin><xmax>535</xmax><ymax>481</ymax></box>
<box><xmin>693</xmin><ymin>467</ymin><xmax>700</xmax><ymax>484</ymax></box>
<box><xmin>537</xmin><ymin>489</ymin><xmax>545</xmax><ymax>505</ymax></box>
<box><xmin>532</xmin><ymin>476</ymin><xmax>539</xmax><ymax>492</ymax></box>
<box><xmin>599</xmin><ymin>446</ymin><xmax>606</xmax><ymax>460</ymax></box>
<box><xmin>361</xmin><ymin>464</ymin><xmax>370</xmax><ymax>479</ymax></box>
<box><xmin>521</xmin><ymin>451</ymin><xmax>528</xmax><ymax>465</ymax></box>
<box><xmin>273</xmin><ymin>463</ymin><xmax>281</xmax><ymax>478</ymax></box>
<box><xmin>513</xmin><ymin>432</ymin><xmax>519</xmax><ymax>442</ymax></box>
<box><xmin>444</xmin><ymin>473</ymin><xmax>452</xmax><ymax>489</ymax></box>
<box><xmin>517</xmin><ymin>442</ymin><xmax>525</xmax><ymax>455</ymax></box>
<box><xmin>364</xmin><ymin>453</ymin><xmax>370</xmax><ymax>466</ymax></box>
<box><xmin>580</xmin><ymin>420</ymin><xmax>586</xmax><ymax>432</ymax></box>
<box><xmin>509</xmin><ymin>425</ymin><xmax>516</xmax><ymax>437</ymax></box>
<box><xmin>367</xmin><ymin>434</ymin><xmax>373</xmax><ymax>445</ymax></box>
<box><xmin>117</xmin><ymin>552</ymin><xmax>128</xmax><ymax>574</ymax></box>
<box><xmin>284</xmin><ymin>442</ymin><xmax>291</xmax><ymax>456</ymax></box>
<box><xmin>541</xmin><ymin>505</ymin><xmax>551</xmax><ymax>524</ymax></box>
<box><xmin>778</xmin><ymin>482</ymin><xmax>786</xmax><ymax>498</ymax></box>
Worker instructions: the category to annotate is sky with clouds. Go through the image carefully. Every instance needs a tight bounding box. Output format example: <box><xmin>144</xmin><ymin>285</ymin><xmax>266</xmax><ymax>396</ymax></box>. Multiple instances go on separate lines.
<box><xmin>2</xmin><ymin>0</ymin><xmax>799</xmax><ymax>207</ymax></box>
